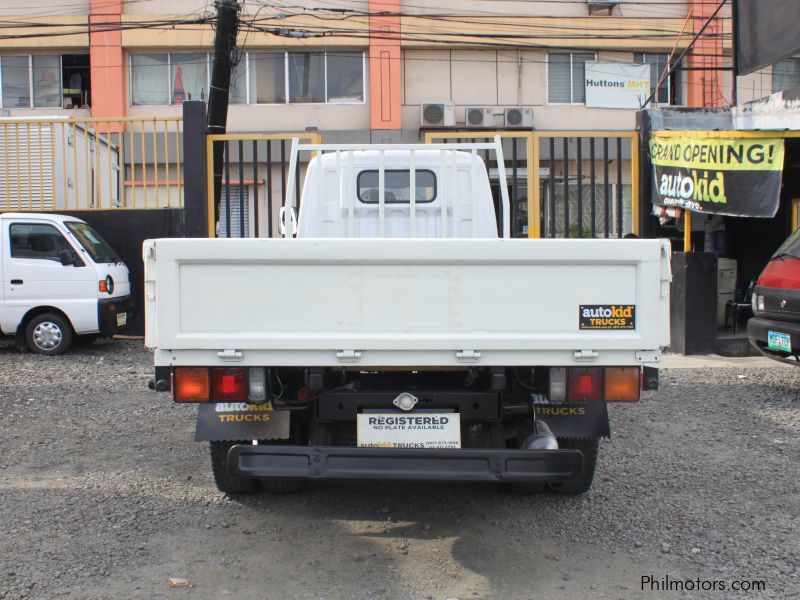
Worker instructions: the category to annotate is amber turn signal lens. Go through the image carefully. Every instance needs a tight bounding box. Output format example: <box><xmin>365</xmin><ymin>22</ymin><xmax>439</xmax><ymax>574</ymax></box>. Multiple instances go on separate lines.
<box><xmin>174</xmin><ymin>367</ymin><xmax>210</xmax><ymax>402</ymax></box>
<box><xmin>99</xmin><ymin>280</ymin><xmax>108</xmax><ymax>293</ymax></box>
<box><xmin>604</xmin><ymin>367</ymin><xmax>641</xmax><ymax>402</ymax></box>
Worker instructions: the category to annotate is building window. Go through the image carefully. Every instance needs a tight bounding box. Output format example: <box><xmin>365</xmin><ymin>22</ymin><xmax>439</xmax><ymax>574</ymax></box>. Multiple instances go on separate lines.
<box><xmin>1</xmin><ymin>55</ymin><xmax>31</xmax><ymax>108</ymax></box>
<box><xmin>32</xmin><ymin>55</ymin><xmax>61</xmax><ymax>108</ymax></box>
<box><xmin>0</xmin><ymin>54</ymin><xmax>90</xmax><ymax>109</ymax></box>
<box><xmin>171</xmin><ymin>53</ymin><xmax>208</xmax><ymax>104</ymax></box>
<box><xmin>289</xmin><ymin>52</ymin><xmax>325</xmax><ymax>103</ymax></box>
<box><xmin>547</xmin><ymin>52</ymin><xmax>596</xmax><ymax>104</ymax></box>
<box><xmin>635</xmin><ymin>53</ymin><xmax>681</xmax><ymax>105</ymax></box>
<box><xmin>325</xmin><ymin>52</ymin><xmax>364</xmax><ymax>103</ymax></box>
<box><xmin>130</xmin><ymin>50</ymin><xmax>364</xmax><ymax>106</ymax></box>
<box><xmin>248</xmin><ymin>52</ymin><xmax>285</xmax><ymax>104</ymax></box>
<box><xmin>130</xmin><ymin>54</ymin><xmax>169</xmax><ymax>106</ymax></box>
<box><xmin>772</xmin><ymin>59</ymin><xmax>800</xmax><ymax>93</ymax></box>
<box><xmin>130</xmin><ymin>53</ymin><xmax>208</xmax><ymax>106</ymax></box>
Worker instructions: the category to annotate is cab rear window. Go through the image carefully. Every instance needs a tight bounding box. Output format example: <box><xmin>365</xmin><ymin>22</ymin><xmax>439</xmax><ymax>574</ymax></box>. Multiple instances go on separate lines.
<box><xmin>357</xmin><ymin>169</ymin><xmax>436</xmax><ymax>203</ymax></box>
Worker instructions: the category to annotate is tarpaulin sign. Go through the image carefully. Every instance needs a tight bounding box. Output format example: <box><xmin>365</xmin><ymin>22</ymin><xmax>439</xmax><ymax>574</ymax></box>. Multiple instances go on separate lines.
<box><xmin>649</xmin><ymin>134</ymin><xmax>784</xmax><ymax>218</ymax></box>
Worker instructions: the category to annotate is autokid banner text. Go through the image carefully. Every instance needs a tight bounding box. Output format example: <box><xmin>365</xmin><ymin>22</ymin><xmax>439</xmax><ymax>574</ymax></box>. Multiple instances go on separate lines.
<box><xmin>649</xmin><ymin>135</ymin><xmax>784</xmax><ymax>217</ymax></box>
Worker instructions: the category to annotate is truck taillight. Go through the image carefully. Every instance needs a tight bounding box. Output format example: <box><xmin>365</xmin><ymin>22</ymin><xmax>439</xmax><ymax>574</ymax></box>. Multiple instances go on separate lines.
<box><xmin>604</xmin><ymin>367</ymin><xmax>640</xmax><ymax>402</ymax></box>
<box><xmin>174</xmin><ymin>367</ymin><xmax>210</xmax><ymax>402</ymax></box>
<box><xmin>567</xmin><ymin>367</ymin><xmax>603</xmax><ymax>401</ymax></box>
<box><xmin>213</xmin><ymin>368</ymin><xmax>247</xmax><ymax>402</ymax></box>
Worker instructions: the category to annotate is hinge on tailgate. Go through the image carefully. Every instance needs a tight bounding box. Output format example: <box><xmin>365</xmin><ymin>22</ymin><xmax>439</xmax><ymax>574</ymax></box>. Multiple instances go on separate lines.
<box><xmin>217</xmin><ymin>349</ymin><xmax>243</xmax><ymax>361</ymax></box>
<box><xmin>336</xmin><ymin>350</ymin><xmax>362</xmax><ymax>362</ymax></box>
<box><xmin>635</xmin><ymin>350</ymin><xmax>660</xmax><ymax>363</ymax></box>
<box><xmin>573</xmin><ymin>349</ymin><xmax>599</xmax><ymax>361</ymax></box>
<box><xmin>456</xmin><ymin>350</ymin><xmax>481</xmax><ymax>361</ymax></box>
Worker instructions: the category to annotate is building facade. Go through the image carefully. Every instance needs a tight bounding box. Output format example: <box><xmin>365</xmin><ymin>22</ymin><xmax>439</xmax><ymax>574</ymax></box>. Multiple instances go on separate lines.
<box><xmin>1</xmin><ymin>1</ymin><xmax>781</xmax><ymax>132</ymax></box>
<box><xmin>0</xmin><ymin>0</ymin><xmax>793</xmax><ymax>240</ymax></box>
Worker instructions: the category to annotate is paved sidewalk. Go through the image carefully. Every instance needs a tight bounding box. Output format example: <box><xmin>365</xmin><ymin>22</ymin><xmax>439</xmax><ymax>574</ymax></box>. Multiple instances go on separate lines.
<box><xmin>661</xmin><ymin>353</ymin><xmax>794</xmax><ymax>368</ymax></box>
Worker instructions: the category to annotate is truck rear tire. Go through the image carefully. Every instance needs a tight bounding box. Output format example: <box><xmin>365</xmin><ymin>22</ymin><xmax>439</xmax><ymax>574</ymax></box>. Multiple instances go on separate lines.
<box><xmin>25</xmin><ymin>313</ymin><xmax>73</xmax><ymax>355</ymax></box>
<box><xmin>210</xmin><ymin>441</ymin><xmax>261</xmax><ymax>495</ymax></box>
<box><xmin>547</xmin><ymin>438</ymin><xmax>600</xmax><ymax>495</ymax></box>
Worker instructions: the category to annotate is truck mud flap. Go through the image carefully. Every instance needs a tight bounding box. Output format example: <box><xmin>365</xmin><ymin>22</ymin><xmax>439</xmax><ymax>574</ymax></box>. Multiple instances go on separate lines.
<box><xmin>195</xmin><ymin>403</ymin><xmax>290</xmax><ymax>442</ymax></box>
<box><xmin>534</xmin><ymin>402</ymin><xmax>610</xmax><ymax>439</ymax></box>
<box><xmin>227</xmin><ymin>445</ymin><xmax>583</xmax><ymax>483</ymax></box>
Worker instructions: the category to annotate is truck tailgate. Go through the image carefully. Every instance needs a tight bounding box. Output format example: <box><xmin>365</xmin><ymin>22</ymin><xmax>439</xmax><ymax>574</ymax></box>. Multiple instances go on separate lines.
<box><xmin>144</xmin><ymin>238</ymin><xmax>670</xmax><ymax>367</ymax></box>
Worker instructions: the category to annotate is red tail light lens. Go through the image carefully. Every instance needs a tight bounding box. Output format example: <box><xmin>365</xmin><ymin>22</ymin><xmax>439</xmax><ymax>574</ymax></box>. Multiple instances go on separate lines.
<box><xmin>174</xmin><ymin>367</ymin><xmax>210</xmax><ymax>402</ymax></box>
<box><xmin>212</xmin><ymin>368</ymin><xmax>247</xmax><ymax>401</ymax></box>
<box><xmin>567</xmin><ymin>367</ymin><xmax>603</xmax><ymax>401</ymax></box>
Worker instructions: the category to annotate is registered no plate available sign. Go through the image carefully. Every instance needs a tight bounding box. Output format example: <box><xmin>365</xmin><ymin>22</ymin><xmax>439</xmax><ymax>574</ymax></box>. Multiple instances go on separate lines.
<box><xmin>357</xmin><ymin>413</ymin><xmax>461</xmax><ymax>449</ymax></box>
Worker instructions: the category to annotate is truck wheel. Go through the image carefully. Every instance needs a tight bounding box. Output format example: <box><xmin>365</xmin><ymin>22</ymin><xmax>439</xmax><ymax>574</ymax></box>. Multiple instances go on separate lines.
<box><xmin>210</xmin><ymin>441</ymin><xmax>261</xmax><ymax>495</ymax></box>
<box><xmin>548</xmin><ymin>438</ymin><xmax>600</xmax><ymax>495</ymax></box>
<box><xmin>25</xmin><ymin>313</ymin><xmax>73</xmax><ymax>355</ymax></box>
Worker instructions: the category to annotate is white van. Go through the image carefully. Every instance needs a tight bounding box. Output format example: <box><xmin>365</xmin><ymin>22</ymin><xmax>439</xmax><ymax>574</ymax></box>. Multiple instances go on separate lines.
<box><xmin>0</xmin><ymin>213</ymin><xmax>131</xmax><ymax>355</ymax></box>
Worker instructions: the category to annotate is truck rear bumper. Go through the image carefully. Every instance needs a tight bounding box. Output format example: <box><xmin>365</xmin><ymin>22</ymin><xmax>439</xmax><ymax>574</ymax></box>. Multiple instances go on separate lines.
<box><xmin>227</xmin><ymin>444</ymin><xmax>583</xmax><ymax>483</ymax></box>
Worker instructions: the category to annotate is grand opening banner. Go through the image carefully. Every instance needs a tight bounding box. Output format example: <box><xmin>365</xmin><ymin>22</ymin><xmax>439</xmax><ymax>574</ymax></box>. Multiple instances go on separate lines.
<box><xmin>649</xmin><ymin>134</ymin><xmax>785</xmax><ymax>218</ymax></box>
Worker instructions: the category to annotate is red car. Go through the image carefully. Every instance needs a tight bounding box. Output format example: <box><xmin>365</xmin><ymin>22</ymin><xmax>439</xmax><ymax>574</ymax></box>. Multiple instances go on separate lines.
<box><xmin>748</xmin><ymin>228</ymin><xmax>800</xmax><ymax>364</ymax></box>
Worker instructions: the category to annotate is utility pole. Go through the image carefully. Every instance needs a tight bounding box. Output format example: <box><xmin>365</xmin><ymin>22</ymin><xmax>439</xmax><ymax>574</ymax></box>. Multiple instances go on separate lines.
<box><xmin>207</xmin><ymin>0</ymin><xmax>240</xmax><ymax>232</ymax></box>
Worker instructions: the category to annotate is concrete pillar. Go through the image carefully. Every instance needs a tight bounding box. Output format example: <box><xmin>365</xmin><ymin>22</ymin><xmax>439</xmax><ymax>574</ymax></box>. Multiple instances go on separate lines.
<box><xmin>89</xmin><ymin>0</ymin><xmax>126</xmax><ymax>122</ymax></box>
<box><xmin>368</xmin><ymin>0</ymin><xmax>401</xmax><ymax>131</ymax></box>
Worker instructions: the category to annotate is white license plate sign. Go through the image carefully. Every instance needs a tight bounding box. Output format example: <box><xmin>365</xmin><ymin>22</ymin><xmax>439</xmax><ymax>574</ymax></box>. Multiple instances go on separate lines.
<box><xmin>116</xmin><ymin>312</ymin><xmax>127</xmax><ymax>327</ymax></box>
<box><xmin>357</xmin><ymin>413</ymin><xmax>461</xmax><ymax>449</ymax></box>
<box><xmin>768</xmin><ymin>330</ymin><xmax>791</xmax><ymax>352</ymax></box>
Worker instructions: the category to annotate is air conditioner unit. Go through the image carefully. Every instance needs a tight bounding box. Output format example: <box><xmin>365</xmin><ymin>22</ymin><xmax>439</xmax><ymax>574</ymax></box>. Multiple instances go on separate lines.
<box><xmin>587</xmin><ymin>0</ymin><xmax>617</xmax><ymax>15</ymax></box>
<box><xmin>504</xmin><ymin>107</ymin><xmax>534</xmax><ymax>129</ymax></box>
<box><xmin>464</xmin><ymin>106</ymin><xmax>494</xmax><ymax>128</ymax></box>
<box><xmin>421</xmin><ymin>101</ymin><xmax>455</xmax><ymax>127</ymax></box>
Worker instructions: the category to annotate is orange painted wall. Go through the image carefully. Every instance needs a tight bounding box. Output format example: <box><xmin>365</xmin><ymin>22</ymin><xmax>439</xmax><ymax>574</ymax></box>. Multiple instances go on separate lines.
<box><xmin>368</xmin><ymin>0</ymin><xmax>401</xmax><ymax>129</ymax></box>
<box><xmin>89</xmin><ymin>0</ymin><xmax>126</xmax><ymax>120</ymax></box>
<box><xmin>686</xmin><ymin>0</ymin><xmax>725</xmax><ymax>108</ymax></box>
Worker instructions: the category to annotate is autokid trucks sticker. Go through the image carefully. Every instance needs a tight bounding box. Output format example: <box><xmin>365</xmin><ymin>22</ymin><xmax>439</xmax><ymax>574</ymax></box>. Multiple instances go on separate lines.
<box><xmin>649</xmin><ymin>134</ymin><xmax>784</xmax><ymax>217</ymax></box>
<box><xmin>195</xmin><ymin>402</ymin><xmax>290</xmax><ymax>442</ymax></box>
<box><xmin>579</xmin><ymin>305</ymin><xmax>636</xmax><ymax>330</ymax></box>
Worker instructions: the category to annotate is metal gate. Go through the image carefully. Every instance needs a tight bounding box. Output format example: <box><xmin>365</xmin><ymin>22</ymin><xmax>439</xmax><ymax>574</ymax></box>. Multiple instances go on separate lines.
<box><xmin>426</xmin><ymin>130</ymin><xmax>638</xmax><ymax>238</ymax></box>
<box><xmin>534</xmin><ymin>131</ymin><xmax>639</xmax><ymax>238</ymax></box>
<box><xmin>205</xmin><ymin>132</ymin><xmax>322</xmax><ymax>238</ymax></box>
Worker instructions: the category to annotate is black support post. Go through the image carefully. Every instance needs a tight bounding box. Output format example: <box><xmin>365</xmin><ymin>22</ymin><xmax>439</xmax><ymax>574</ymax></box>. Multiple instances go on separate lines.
<box><xmin>182</xmin><ymin>101</ymin><xmax>208</xmax><ymax>237</ymax></box>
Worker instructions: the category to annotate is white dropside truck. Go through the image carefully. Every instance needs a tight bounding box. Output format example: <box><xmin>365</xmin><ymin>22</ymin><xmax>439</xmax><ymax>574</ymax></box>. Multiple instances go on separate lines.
<box><xmin>145</xmin><ymin>139</ymin><xmax>670</xmax><ymax>495</ymax></box>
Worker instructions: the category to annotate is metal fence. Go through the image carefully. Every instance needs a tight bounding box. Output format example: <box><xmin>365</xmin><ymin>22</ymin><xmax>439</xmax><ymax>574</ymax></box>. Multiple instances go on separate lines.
<box><xmin>534</xmin><ymin>131</ymin><xmax>639</xmax><ymax>238</ymax></box>
<box><xmin>0</xmin><ymin>116</ymin><xmax>183</xmax><ymax>211</ymax></box>
<box><xmin>426</xmin><ymin>130</ymin><xmax>639</xmax><ymax>238</ymax></box>
<box><xmin>205</xmin><ymin>133</ymin><xmax>323</xmax><ymax>238</ymax></box>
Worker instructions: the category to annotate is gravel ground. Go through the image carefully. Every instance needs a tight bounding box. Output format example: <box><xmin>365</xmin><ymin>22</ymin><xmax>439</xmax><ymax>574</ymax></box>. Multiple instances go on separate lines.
<box><xmin>1</xmin><ymin>338</ymin><xmax>798</xmax><ymax>599</ymax></box>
